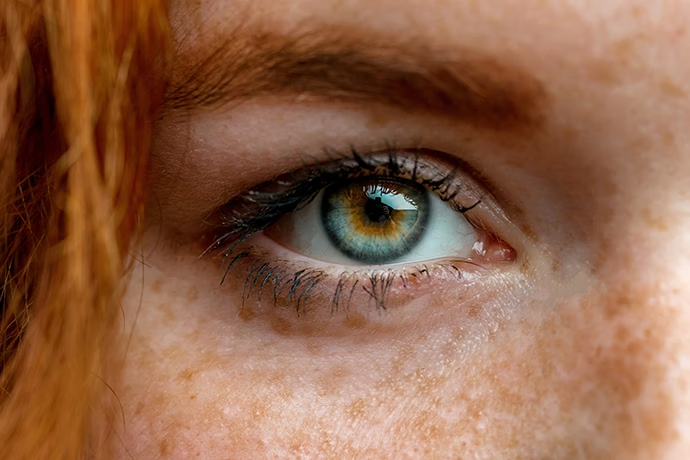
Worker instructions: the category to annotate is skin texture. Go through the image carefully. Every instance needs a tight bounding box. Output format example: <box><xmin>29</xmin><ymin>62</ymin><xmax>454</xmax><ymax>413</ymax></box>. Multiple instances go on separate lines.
<box><xmin>110</xmin><ymin>0</ymin><xmax>690</xmax><ymax>458</ymax></box>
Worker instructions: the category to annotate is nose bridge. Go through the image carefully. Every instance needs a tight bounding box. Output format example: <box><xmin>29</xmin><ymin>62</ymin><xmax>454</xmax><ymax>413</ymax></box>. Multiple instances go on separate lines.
<box><xmin>601</xmin><ymin>281</ymin><xmax>690</xmax><ymax>458</ymax></box>
<box><xmin>591</xmin><ymin>194</ymin><xmax>690</xmax><ymax>458</ymax></box>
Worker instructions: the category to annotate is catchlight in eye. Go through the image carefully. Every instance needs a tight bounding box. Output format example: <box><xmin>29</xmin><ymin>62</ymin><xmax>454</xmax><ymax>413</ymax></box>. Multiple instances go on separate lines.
<box><xmin>207</xmin><ymin>149</ymin><xmax>518</xmax><ymax>313</ymax></box>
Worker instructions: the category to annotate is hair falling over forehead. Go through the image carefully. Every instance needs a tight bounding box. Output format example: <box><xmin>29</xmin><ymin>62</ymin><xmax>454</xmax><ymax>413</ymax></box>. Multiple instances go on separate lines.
<box><xmin>0</xmin><ymin>0</ymin><xmax>169</xmax><ymax>457</ymax></box>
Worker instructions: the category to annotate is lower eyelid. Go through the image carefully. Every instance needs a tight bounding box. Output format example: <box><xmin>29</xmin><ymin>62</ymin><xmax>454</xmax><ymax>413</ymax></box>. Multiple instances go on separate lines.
<box><xmin>215</xmin><ymin>234</ymin><xmax>511</xmax><ymax>316</ymax></box>
<box><xmin>202</xmin><ymin>147</ymin><xmax>529</xmax><ymax>318</ymax></box>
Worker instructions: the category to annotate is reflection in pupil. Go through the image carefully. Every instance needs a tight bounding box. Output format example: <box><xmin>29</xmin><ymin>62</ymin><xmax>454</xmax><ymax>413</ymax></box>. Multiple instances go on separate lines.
<box><xmin>365</xmin><ymin>196</ymin><xmax>392</xmax><ymax>223</ymax></box>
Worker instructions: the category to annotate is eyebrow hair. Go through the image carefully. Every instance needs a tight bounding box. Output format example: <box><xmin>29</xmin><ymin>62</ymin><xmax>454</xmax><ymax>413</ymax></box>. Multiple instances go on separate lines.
<box><xmin>164</xmin><ymin>27</ymin><xmax>547</xmax><ymax>132</ymax></box>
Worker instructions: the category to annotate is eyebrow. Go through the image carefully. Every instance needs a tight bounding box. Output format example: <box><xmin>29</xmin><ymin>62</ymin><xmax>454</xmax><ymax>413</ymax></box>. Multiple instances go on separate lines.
<box><xmin>164</xmin><ymin>27</ymin><xmax>547</xmax><ymax>132</ymax></box>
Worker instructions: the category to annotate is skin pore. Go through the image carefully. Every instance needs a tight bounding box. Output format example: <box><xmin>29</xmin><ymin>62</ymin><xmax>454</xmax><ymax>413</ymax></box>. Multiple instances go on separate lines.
<box><xmin>111</xmin><ymin>0</ymin><xmax>690</xmax><ymax>458</ymax></box>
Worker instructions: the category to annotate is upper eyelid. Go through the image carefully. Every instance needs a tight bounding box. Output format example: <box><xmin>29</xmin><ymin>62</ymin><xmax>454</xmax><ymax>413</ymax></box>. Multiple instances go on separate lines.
<box><xmin>204</xmin><ymin>148</ymin><xmax>489</xmax><ymax>258</ymax></box>
<box><xmin>201</xmin><ymin>147</ymin><xmax>522</xmax><ymax>312</ymax></box>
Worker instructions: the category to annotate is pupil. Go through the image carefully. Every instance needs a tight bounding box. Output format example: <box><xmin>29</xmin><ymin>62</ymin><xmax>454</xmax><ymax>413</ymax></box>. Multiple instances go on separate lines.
<box><xmin>364</xmin><ymin>196</ymin><xmax>392</xmax><ymax>223</ymax></box>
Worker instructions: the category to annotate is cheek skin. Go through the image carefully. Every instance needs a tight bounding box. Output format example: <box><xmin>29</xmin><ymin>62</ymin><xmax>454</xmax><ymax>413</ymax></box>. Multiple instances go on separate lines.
<box><xmin>109</xmin><ymin>247</ymin><xmax>687</xmax><ymax>459</ymax></box>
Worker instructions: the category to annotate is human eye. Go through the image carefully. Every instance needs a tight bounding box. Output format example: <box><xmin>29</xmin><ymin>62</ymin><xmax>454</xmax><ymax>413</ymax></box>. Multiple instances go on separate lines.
<box><xmin>203</xmin><ymin>147</ymin><xmax>517</xmax><ymax>314</ymax></box>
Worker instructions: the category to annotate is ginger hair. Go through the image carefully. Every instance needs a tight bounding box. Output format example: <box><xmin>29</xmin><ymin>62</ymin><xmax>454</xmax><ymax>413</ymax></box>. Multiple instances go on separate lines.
<box><xmin>0</xmin><ymin>0</ymin><xmax>169</xmax><ymax>457</ymax></box>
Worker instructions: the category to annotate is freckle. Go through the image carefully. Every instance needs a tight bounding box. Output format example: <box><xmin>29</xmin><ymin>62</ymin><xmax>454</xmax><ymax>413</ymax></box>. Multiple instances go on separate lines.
<box><xmin>238</xmin><ymin>307</ymin><xmax>256</xmax><ymax>322</ymax></box>
<box><xmin>658</xmin><ymin>78</ymin><xmax>686</xmax><ymax>99</ymax></box>
<box><xmin>466</xmin><ymin>397</ymin><xmax>488</xmax><ymax>420</ymax></box>
<box><xmin>413</xmin><ymin>334</ymin><xmax>428</xmax><ymax>344</ymax></box>
<box><xmin>343</xmin><ymin>313</ymin><xmax>367</xmax><ymax>329</ymax></box>
<box><xmin>551</xmin><ymin>258</ymin><xmax>560</xmax><ymax>272</ymax></box>
<box><xmin>158</xmin><ymin>302</ymin><xmax>175</xmax><ymax>322</ymax></box>
<box><xmin>440</xmin><ymin>339</ymin><xmax>458</xmax><ymax>360</ymax></box>
<box><xmin>519</xmin><ymin>222</ymin><xmax>538</xmax><ymax>241</ymax></box>
<box><xmin>410</xmin><ymin>410</ymin><xmax>442</xmax><ymax>442</ymax></box>
<box><xmin>305</xmin><ymin>342</ymin><xmax>322</xmax><ymax>355</ymax></box>
<box><xmin>345</xmin><ymin>397</ymin><xmax>367</xmax><ymax>420</ymax></box>
<box><xmin>642</xmin><ymin>207</ymin><xmax>670</xmax><ymax>232</ymax></box>
<box><xmin>151</xmin><ymin>279</ymin><xmax>163</xmax><ymax>293</ymax></box>
<box><xmin>661</xmin><ymin>129</ymin><xmax>675</xmax><ymax>148</ymax></box>
<box><xmin>332</xmin><ymin>366</ymin><xmax>348</xmax><ymax>379</ymax></box>
<box><xmin>274</xmin><ymin>297</ymin><xmax>290</xmax><ymax>309</ymax></box>
<box><xmin>296</xmin><ymin>322</ymin><xmax>320</xmax><ymax>337</ymax></box>
<box><xmin>271</xmin><ymin>316</ymin><xmax>292</xmax><ymax>335</ymax></box>
<box><xmin>391</xmin><ymin>355</ymin><xmax>404</xmax><ymax>373</ymax></box>
<box><xmin>249</xmin><ymin>399</ymin><xmax>270</xmax><ymax>422</ymax></box>
<box><xmin>587</xmin><ymin>60</ymin><xmax>621</xmax><ymax>86</ymax></box>
<box><xmin>278</xmin><ymin>387</ymin><xmax>294</xmax><ymax>401</ymax></box>
<box><xmin>451</xmin><ymin>327</ymin><xmax>467</xmax><ymax>342</ymax></box>
<box><xmin>561</xmin><ymin>125</ymin><xmax>579</xmax><ymax>142</ymax></box>
<box><xmin>289</xmin><ymin>441</ymin><xmax>304</xmax><ymax>455</ymax></box>
<box><xmin>189</xmin><ymin>394</ymin><xmax>197</xmax><ymax>400</ymax></box>
<box><xmin>134</xmin><ymin>402</ymin><xmax>145</xmax><ymax>415</ymax></box>
<box><xmin>177</xmin><ymin>368</ymin><xmax>196</xmax><ymax>382</ymax></box>
<box><xmin>628</xmin><ymin>4</ymin><xmax>644</xmax><ymax>18</ymax></box>
<box><xmin>186</xmin><ymin>286</ymin><xmax>198</xmax><ymax>303</ymax></box>
<box><xmin>159</xmin><ymin>439</ymin><xmax>169</xmax><ymax>457</ymax></box>
<box><xmin>630</xmin><ymin>135</ymin><xmax>652</xmax><ymax>154</ymax></box>
<box><xmin>391</xmin><ymin>344</ymin><xmax>415</xmax><ymax>372</ymax></box>
<box><xmin>413</xmin><ymin>368</ymin><xmax>447</xmax><ymax>397</ymax></box>
<box><xmin>613</xmin><ymin>37</ymin><xmax>636</xmax><ymax>62</ymax></box>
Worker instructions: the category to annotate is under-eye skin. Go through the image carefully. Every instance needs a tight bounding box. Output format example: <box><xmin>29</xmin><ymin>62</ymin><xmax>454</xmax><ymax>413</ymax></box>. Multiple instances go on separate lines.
<box><xmin>203</xmin><ymin>147</ymin><xmax>517</xmax><ymax>313</ymax></box>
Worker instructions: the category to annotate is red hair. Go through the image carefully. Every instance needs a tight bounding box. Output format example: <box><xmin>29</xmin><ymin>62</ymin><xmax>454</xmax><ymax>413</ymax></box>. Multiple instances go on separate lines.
<box><xmin>0</xmin><ymin>0</ymin><xmax>169</xmax><ymax>457</ymax></box>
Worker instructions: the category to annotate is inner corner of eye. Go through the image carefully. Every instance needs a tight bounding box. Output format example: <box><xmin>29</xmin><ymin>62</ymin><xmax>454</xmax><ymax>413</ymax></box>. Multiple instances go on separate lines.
<box><xmin>259</xmin><ymin>175</ymin><xmax>516</xmax><ymax>267</ymax></box>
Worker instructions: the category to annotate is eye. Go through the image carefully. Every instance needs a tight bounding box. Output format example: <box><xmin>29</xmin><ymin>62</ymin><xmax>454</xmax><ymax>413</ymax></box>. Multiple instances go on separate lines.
<box><xmin>265</xmin><ymin>176</ymin><xmax>480</xmax><ymax>265</ymax></box>
<box><xmin>206</xmin><ymin>148</ymin><xmax>516</xmax><ymax>312</ymax></box>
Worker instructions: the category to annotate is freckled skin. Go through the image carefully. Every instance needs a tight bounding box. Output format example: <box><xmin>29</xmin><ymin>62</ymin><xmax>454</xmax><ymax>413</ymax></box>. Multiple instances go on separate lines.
<box><xmin>110</xmin><ymin>0</ymin><xmax>690</xmax><ymax>458</ymax></box>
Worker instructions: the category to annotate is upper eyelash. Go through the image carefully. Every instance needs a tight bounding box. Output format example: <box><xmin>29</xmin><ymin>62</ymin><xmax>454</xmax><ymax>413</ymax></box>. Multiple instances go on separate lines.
<box><xmin>203</xmin><ymin>146</ymin><xmax>481</xmax><ymax>263</ymax></box>
<box><xmin>200</xmin><ymin>146</ymin><xmax>505</xmax><ymax>314</ymax></box>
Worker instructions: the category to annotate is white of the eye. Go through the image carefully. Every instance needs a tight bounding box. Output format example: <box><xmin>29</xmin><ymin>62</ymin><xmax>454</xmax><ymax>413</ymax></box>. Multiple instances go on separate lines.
<box><xmin>282</xmin><ymin>189</ymin><xmax>478</xmax><ymax>266</ymax></box>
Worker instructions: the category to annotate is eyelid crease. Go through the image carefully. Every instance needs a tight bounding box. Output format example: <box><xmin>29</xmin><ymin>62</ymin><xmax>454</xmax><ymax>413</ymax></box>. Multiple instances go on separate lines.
<box><xmin>165</xmin><ymin>25</ymin><xmax>547</xmax><ymax>133</ymax></box>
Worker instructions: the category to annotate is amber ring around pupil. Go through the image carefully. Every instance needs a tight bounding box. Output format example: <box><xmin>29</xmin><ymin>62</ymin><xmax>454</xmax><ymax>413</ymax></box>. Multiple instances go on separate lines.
<box><xmin>321</xmin><ymin>177</ymin><xmax>430</xmax><ymax>264</ymax></box>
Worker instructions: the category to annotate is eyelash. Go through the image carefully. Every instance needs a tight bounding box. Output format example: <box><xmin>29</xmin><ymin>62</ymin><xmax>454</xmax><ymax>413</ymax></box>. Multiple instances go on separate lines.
<box><xmin>203</xmin><ymin>147</ymin><xmax>506</xmax><ymax>314</ymax></box>
<box><xmin>222</xmin><ymin>247</ymin><xmax>479</xmax><ymax>315</ymax></box>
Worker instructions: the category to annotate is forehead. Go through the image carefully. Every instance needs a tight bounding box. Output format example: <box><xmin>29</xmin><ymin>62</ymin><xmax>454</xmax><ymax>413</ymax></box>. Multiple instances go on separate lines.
<box><xmin>169</xmin><ymin>0</ymin><xmax>688</xmax><ymax>51</ymax></box>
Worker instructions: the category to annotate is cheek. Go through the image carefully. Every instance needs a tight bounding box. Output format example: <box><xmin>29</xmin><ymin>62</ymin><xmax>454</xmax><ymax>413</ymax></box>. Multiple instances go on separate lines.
<box><xmin>110</xmin><ymin>262</ymin><xmax>681</xmax><ymax>459</ymax></box>
<box><xmin>500</xmin><ymin>284</ymin><xmax>681</xmax><ymax>458</ymax></box>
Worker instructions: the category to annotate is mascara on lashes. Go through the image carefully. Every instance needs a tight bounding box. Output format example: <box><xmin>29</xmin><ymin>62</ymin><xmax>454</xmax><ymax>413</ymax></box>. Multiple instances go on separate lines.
<box><xmin>202</xmin><ymin>147</ymin><xmax>508</xmax><ymax>313</ymax></box>
<box><xmin>205</xmin><ymin>148</ymin><xmax>481</xmax><ymax>259</ymax></box>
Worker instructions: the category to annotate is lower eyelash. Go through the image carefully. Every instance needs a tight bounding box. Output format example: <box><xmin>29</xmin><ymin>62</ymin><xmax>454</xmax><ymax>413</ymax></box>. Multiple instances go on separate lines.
<box><xmin>222</xmin><ymin>245</ymin><xmax>487</xmax><ymax>315</ymax></box>
<box><xmin>203</xmin><ymin>146</ymin><xmax>514</xmax><ymax>314</ymax></box>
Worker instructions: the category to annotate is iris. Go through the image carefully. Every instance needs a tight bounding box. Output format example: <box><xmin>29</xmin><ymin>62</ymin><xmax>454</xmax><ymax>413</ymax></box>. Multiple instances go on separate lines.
<box><xmin>321</xmin><ymin>177</ymin><xmax>430</xmax><ymax>264</ymax></box>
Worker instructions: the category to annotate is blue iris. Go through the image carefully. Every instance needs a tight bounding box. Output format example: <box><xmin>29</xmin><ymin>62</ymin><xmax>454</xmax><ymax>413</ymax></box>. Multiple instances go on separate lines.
<box><xmin>321</xmin><ymin>178</ymin><xmax>430</xmax><ymax>264</ymax></box>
